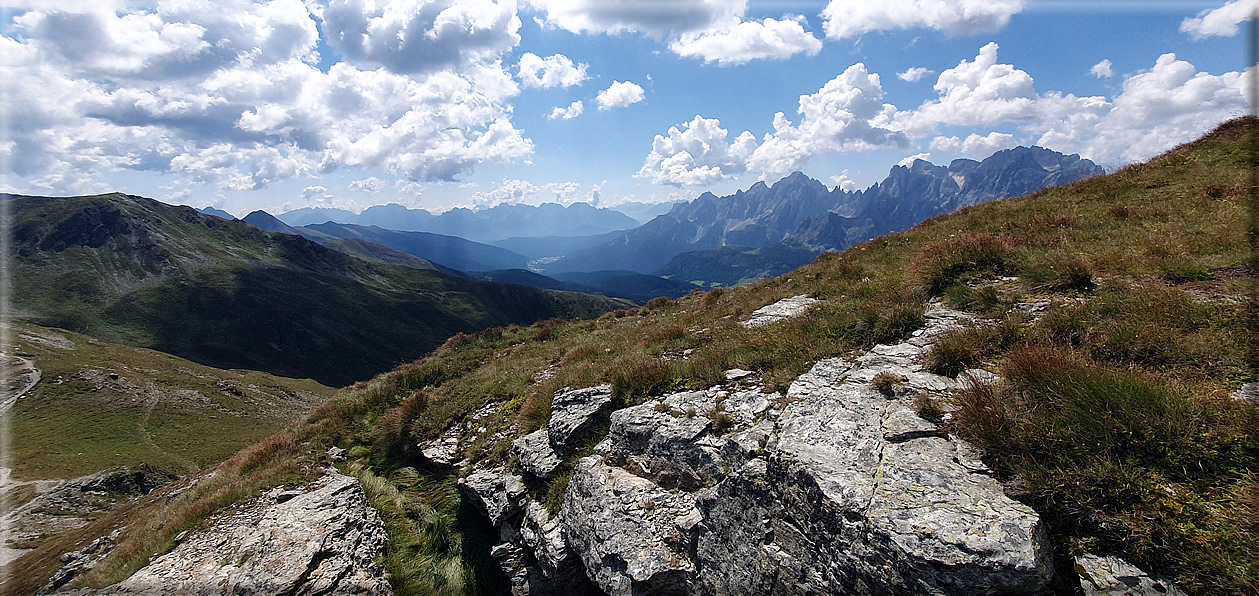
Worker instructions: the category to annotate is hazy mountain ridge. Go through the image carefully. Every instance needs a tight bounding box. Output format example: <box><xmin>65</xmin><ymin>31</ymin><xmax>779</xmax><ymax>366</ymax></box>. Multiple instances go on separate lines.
<box><xmin>5</xmin><ymin>193</ymin><xmax>633</xmax><ymax>386</ymax></box>
<box><xmin>276</xmin><ymin>201</ymin><xmax>640</xmax><ymax>242</ymax></box>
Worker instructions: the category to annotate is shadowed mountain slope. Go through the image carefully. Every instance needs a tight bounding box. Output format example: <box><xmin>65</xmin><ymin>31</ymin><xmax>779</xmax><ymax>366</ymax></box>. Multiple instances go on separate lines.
<box><xmin>6</xmin><ymin>193</ymin><xmax>633</xmax><ymax>386</ymax></box>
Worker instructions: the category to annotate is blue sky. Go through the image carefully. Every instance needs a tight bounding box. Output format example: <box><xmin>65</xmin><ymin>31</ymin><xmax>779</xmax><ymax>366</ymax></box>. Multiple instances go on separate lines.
<box><xmin>0</xmin><ymin>0</ymin><xmax>1252</xmax><ymax>217</ymax></box>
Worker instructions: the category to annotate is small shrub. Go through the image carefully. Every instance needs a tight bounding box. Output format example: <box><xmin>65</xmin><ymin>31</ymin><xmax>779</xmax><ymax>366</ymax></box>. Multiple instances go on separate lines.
<box><xmin>1022</xmin><ymin>255</ymin><xmax>1095</xmax><ymax>292</ymax></box>
<box><xmin>562</xmin><ymin>345</ymin><xmax>600</xmax><ymax>363</ymax></box>
<box><xmin>870</xmin><ymin>372</ymin><xmax>902</xmax><ymax>395</ymax></box>
<box><xmin>544</xmin><ymin>472</ymin><xmax>571</xmax><ymax>516</ymax></box>
<box><xmin>644</xmin><ymin>296</ymin><xmax>674</xmax><ymax>310</ymax></box>
<box><xmin>1201</xmin><ymin>183</ymin><xmax>1228</xmax><ymax>198</ymax></box>
<box><xmin>871</xmin><ymin>301</ymin><xmax>926</xmax><ymax>344</ymax></box>
<box><xmin>1108</xmin><ymin>205</ymin><xmax>1131</xmax><ymax>219</ymax></box>
<box><xmin>644</xmin><ymin>325</ymin><xmax>686</xmax><ymax>345</ymax></box>
<box><xmin>706</xmin><ymin>406</ymin><xmax>734</xmax><ymax>433</ymax></box>
<box><xmin>701</xmin><ymin>288</ymin><xmax>727</xmax><ymax>306</ymax></box>
<box><xmin>1160</xmin><ymin>263</ymin><xmax>1213</xmax><ymax>284</ymax></box>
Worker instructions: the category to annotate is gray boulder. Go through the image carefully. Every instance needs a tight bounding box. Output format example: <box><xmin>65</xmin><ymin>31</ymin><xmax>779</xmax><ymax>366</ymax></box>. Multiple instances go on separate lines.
<box><xmin>548</xmin><ymin>385</ymin><xmax>614</xmax><ymax>455</ymax></box>
<box><xmin>458</xmin><ymin>471</ymin><xmax>527</xmax><ymax>527</ymax></box>
<box><xmin>81</xmin><ymin>471</ymin><xmax>390</xmax><ymax>594</ymax></box>
<box><xmin>512</xmin><ymin>430</ymin><xmax>563</xmax><ymax>479</ymax></box>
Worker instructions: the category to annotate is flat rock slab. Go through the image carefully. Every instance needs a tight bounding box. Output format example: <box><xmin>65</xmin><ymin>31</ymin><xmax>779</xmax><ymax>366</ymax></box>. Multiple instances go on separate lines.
<box><xmin>85</xmin><ymin>472</ymin><xmax>390</xmax><ymax>595</ymax></box>
<box><xmin>740</xmin><ymin>295</ymin><xmax>820</xmax><ymax>328</ymax></box>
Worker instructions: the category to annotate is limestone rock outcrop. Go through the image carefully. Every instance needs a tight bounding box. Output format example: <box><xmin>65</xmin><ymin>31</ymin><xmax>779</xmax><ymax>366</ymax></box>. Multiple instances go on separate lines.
<box><xmin>466</xmin><ymin>304</ymin><xmax>1057</xmax><ymax>595</ymax></box>
<box><xmin>73</xmin><ymin>471</ymin><xmax>390</xmax><ymax>595</ymax></box>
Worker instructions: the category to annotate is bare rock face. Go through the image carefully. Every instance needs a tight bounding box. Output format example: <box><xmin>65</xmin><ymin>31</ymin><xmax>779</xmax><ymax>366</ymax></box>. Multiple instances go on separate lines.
<box><xmin>467</xmin><ymin>304</ymin><xmax>1056</xmax><ymax>595</ymax></box>
<box><xmin>561</xmin><ymin>457</ymin><xmax>699</xmax><ymax>595</ymax></box>
<box><xmin>82</xmin><ymin>471</ymin><xmax>390</xmax><ymax>595</ymax></box>
<box><xmin>547</xmin><ymin>385</ymin><xmax>614</xmax><ymax>455</ymax></box>
<box><xmin>511</xmin><ymin>430</ymin><xmax>563</xmax><ymax>480</ymax></box>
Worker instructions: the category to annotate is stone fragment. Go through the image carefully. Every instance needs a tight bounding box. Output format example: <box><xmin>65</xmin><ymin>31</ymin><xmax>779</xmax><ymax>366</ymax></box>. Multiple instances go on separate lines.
<box><xmin>512</xmin><ymin>429</ymin><xmax>563</xmax><ymax>479</ymax></box>
<box><xmin>459</xmin><ymin>471</ymin><xmax>527</xmax><ymax>527</ymax></box>
<box><xmin>740</xmin><ymin>295</ymin><xmax>820</xmax><ymax>328</ymax></box>
<box><xmin>598</xmin><ymin>391</ymin><xmax>724</xmax><ymax>491</ymax></box>
<box><xmin>1075</xmin><ymin>554</ymin><xmax>1187</xmax><ymax>596</ymax></box>
<box><xmin>548</xmin><ymin>385</ymin><xmax>614</xmax><ymax>454</ymax></box>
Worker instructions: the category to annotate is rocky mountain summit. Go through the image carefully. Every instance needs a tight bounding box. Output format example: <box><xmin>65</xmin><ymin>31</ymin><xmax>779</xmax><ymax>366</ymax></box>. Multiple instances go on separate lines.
<box><xmin>456</xmin><ymin>300</ymin><xmax>1056</xmax><ymax>595</ymax></box>
<box><xmin>546</xmin><ymin>147</ymin><xmax>1101</xmax><ymax>277</ymax></box>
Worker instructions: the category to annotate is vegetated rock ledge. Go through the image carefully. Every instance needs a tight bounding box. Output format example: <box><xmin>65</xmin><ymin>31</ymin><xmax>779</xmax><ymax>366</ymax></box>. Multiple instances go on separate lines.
<box><xmin>48</xmin><ymin>470</ymin><xmax>390</xmax><ymax>595</ymax></box>
<box><xmin>459</xmin><ymin>302</ymin><xmax>1186</xmax><ymax>595</ymax></box>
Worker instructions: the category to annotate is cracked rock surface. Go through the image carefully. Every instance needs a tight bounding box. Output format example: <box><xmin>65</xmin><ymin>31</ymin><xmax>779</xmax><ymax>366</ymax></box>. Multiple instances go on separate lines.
<box><xmin>75</xmin><ymin>471</ymin><xmax>390</xmax><ymax>595</ymax></box>
<box><xmin>468</xmin><ymin>304</ymin><xmax>1056</xmax><ymax>595</ymax></box>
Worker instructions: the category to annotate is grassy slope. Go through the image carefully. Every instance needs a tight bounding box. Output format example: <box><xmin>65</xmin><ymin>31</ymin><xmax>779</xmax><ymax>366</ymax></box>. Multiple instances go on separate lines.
<box><xmin>7</xmin><ymin>323</ymin><xmax>335</xmax><ymax>480</ymax></box>
<box><xmin>17</xmin><ymin>119</ymin><xmax>1255</xmax><ymax>595</ymax></box>
<box><xmin>8</xmin><ymin>194</ymin><xmax>633</xmax><ymax>386</ymax></box>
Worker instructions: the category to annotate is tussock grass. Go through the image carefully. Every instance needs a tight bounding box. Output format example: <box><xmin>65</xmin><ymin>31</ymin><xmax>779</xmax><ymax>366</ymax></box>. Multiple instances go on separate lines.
<box><xmin>951</xmin><ymin>346</ymin><xmax>1256</xmax><ymax>593</ymax></box>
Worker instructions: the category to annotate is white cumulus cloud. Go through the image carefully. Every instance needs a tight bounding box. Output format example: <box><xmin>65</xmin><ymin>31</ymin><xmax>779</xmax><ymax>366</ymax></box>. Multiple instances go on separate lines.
<box><xmin>1181</xmin><ymin>0</ymin><xmax>1259</xmax><ymax>38</ymax></box>
<box><xmin>1090</xmin><ymin>59</ymin><xmax>1113</xmax><ymax>79</ymax></box>
<box><xmin>930</xmin><ymin>131</ymin><xmax>1016</xmax><ymax>158</ymax></box>
<box><xmin>596</xmin><ymin>80</ymin><xmax>646</xmax><ymax>110</ymax></box>
<box><xmin>1</xmin><ymin>0</ymin><xmax>536</xmax><ymax>196</ymax></box>
<box><xmin>897</xmin><ymin>152</ymin><xmax>931</xmax><ymax>167</ymax></box>
<box><xmin>517</xmin><ymin>52</ymin><xmax>588</xmax><ymax>88</ymax></box>
<box><xmin>548</xmin><ymin>100</ymin><xmax>584</xmax><ymax>120</ymax></box>
<box><xmin>897</xmin><ymin>67</ymin><xmax>933</xmax><ymax>82</ymax></box>
<box><xmin>322</xmin><ymin>0</ymin><xmax>522</xmax><ymax>75</ymax></box>
<box><xmin>821</xmin><ymin>0</ymin><xmax>1024</xmax><ymax>39</ymax></box>
<box><xmin>636</xmin><ymin>115</ymin><xmax>757</xmax><ymax>186</ymax></box>
<box><xmin>668</xmin><ymin>15</ymin><xmax>821</xmax><ymax>65</ymax></box>
<box><xmin>747</xmin><ymin>62</ymin><xmax>909</xmax><ymax>178</ymax></box>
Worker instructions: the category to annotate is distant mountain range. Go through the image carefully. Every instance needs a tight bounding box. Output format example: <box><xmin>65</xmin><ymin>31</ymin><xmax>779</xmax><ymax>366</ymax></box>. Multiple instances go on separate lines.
<box><xmin>275</xmin><ymin>201</ymin><xmax>640</xmax><ymax>243</ymax></box>
<box><xmin>540</xmin><ymin>146</ymin><xmax>1101</xmax><ymax>286</ymax></box>
<box><xmin>6</xmin><ymin>193</ymin><xmax>632</xmax><ymax>386</ymax></box>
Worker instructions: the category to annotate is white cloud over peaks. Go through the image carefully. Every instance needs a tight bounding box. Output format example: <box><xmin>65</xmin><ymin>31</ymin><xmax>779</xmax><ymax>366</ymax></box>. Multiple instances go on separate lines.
<box><xmin>524</xmin><ymin>0</ymin><xmax>744</xmax><ymax>37</ymax></box>
<box><xmin>636</xmin><ymin>115</ymin><xmax>757</xmax><ymax>186</ymax></box>
<box><xmin>906</xmin><ymin>42</ymin><xmax>1040</xmax><ymax>135</ymax></box>
<box><xmin>517</xmin><ymin>52</ymin><xmax>588</xmax><ymax>88</ymax></box>
<box><xmin>548</xmin><ymin>100</ymin><xmax>584</xmax><ymax>119</ymax></box>
<box><xmin>668</xmin><ymin>15</ymin><xmax>822</xmax><ymax>65</ymax></box>
<box><xmin>747</xmin><ymin>62</ymin><xmax>909</xmax><ymax>178</ymax></box>
<box><xmin>1036</xmin><ymin>54</ymin><xmax>1249</xmax><ymax>164</ymax></box>
<box><xmin>322</xmin><ymin>0</ymin><xmax>521</xmax><ymax>75</ymax></box>
<box><xmin>929</xmin><ymin>131</ymin><xmax>1016</xmax><ymax>158</ymax></box>
<box><xmin>596</xmin><ymin>80</ymin><xmax>646</xmax><ymax>110</ymax></box>
<box><xmin>831</xmin><ymin>170</ymin><xmax>858</xmax><ymax>191</ymax></box>
<box><xmin>821</xmin><ymin>0</ymin><xmax>1023</xmax><ymax>40</ymax></box>
<box><xmin>1181</xmin><ymin>0</ymin><xmax>1259</xmax><ymax>38</ymax></box>
<box><xmin>1090</xmin><ymin>59</ymin><xmax>1113</xmax><ymax>79</ymax></box>
<box><xmin>897</xmin><ymin>67</ymin><xmax>933</xmax><ymax>82</ymax></box>
<box><xmin>897</xmin><ymin>152</ymin><xmax>930</xmax><ymax>167</ymax></box>
<box><xmin>1</xmin><ymin>1</ymin><xmax>534</xmax><ymax>196</ymax></box>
